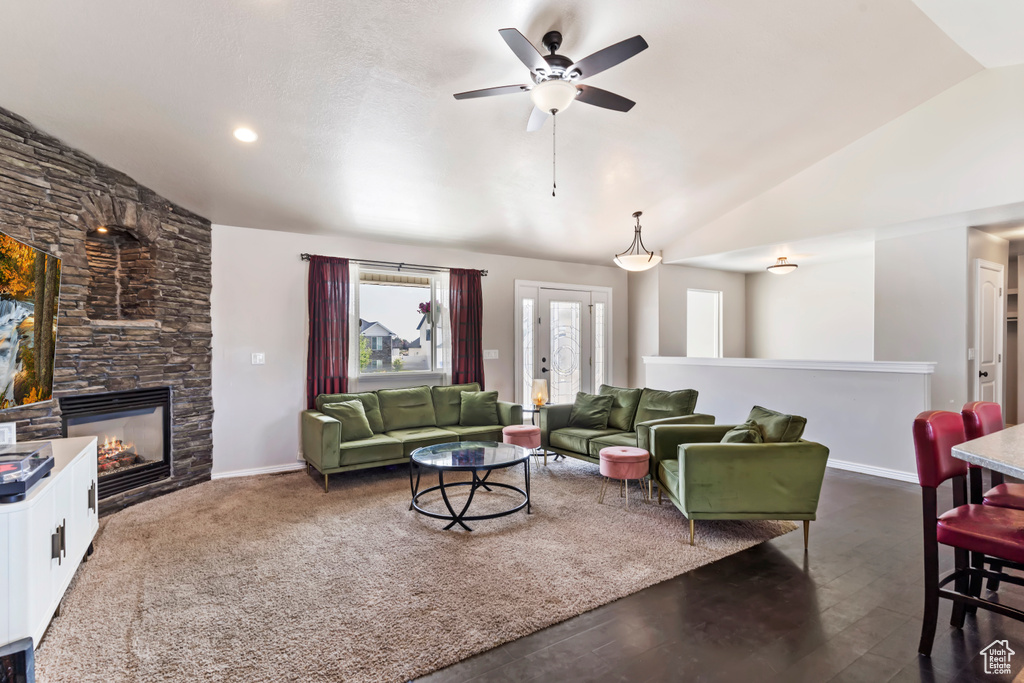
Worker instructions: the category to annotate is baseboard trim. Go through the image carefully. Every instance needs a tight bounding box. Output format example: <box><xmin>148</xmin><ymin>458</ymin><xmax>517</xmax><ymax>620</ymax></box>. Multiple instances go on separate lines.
<box><xmin>827</xmin><ymin>459</ymin><xmax>918</xmax><ymax>484</ymax></box>
<box><xmin>211</xmin><ymin>462</ymin><xmax>306</xmax><ymax>480</ymax></box>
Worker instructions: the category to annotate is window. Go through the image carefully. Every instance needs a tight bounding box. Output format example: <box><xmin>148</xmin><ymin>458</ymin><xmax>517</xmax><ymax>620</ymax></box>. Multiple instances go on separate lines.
<box><xmin>687</xmin><ymin>289</ymin><xmax>722</xmax><ymax>358</ymax></box>
<box><xmin>356</xmin><ymin>269</ymin><xmax>444</xmax><ymax>375</ymax></box>
<box><xmin>521</xmin><ymin>298</ymin><xmax>534</xmax><ymax>404</ymax></box>
<box><xmin>594</xmin><ymin>301</ymin><xmax>606</xmax><ymax>387</ymax></box>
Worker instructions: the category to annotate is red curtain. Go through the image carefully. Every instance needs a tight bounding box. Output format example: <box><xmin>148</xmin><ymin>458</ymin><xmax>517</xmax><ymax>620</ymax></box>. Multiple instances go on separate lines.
<box><xmin>450</xmin><ymin>268</ymin><xmax>485</xmax><ymax>388</ymax></box>
<box><xmin>306</xmin><ymin>255</ymin><xmax>350</xmax><ymax>408</ymax></box>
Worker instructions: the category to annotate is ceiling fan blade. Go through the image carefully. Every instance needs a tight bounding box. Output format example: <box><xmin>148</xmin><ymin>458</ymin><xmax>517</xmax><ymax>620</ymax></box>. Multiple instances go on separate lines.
<box><xmin>569</xmin><ymin>35</ymin><xmax>648</xmax><ymax>80</ymax></box>
<box><xmin>453</xmin><ymin>84</ymin><xmax>530</xmax><ymax>100</ymax></box>
<box><xmin>575</xmin><ymin>85</ymin><xmax>636</xmax><ymax>112</ymax></box>
<box><xmin>498</xmin><ymin>28</ymin><xmax>549</xmax><ymax>75</ymax></box>
<box><xmin>526</xmin><ymin>107</ymin><xmax>549</xmax><ymax>132</ymax></box>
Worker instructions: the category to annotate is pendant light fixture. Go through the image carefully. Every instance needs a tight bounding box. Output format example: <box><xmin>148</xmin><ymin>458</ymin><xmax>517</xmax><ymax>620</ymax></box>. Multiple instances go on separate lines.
<box><xmin>767</xmin><ymin>256</ymin><xmax>798</xmax><ymax>275</ymax></box>
<box><xmin>614</xmin><ymin>211</ymin><xmax>662</xmax><ymax>271</ymax></box>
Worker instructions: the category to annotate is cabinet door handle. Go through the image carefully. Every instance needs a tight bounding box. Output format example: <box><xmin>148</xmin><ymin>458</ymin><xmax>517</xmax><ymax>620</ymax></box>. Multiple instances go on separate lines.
<box><xmin>60</xmin><ymin>518</ymin><xmax>66</xmax><ymax>558</ymax></box>
<box><xmin>51</xmin><ymin>528</ymin><xmax>62</xmax><ymax>564</ymax></box>
<box><xmin>88</xmin><ymin>481</ymin><xmax>96</xmax><ymax>513</ymax></box>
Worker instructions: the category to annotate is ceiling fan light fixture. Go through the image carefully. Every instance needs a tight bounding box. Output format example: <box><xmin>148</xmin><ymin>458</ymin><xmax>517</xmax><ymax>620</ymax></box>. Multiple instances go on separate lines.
<box><xmin>767</xmin><ymin>257</ymin><xmax>798</xmax><ymax>275</ymax></box>
<box><xmin>530</xmin><ymin>79</ymin><xmax>577</xmax><ymax>114</ymax></box>
<box><xmin>614</xmin><ymin>211</ymin><xmax>661</xmax><ymax>272</ymax></box>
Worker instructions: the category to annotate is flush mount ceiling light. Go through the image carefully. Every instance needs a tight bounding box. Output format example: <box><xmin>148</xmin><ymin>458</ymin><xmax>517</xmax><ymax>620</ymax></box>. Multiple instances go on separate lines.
<box><xmin>767</xmin><ymin>256</ymin><xmax>798</xmax><ymax>275</ymax></box>
<box><xmin>614</xmin><ymin>211</ymin><xmax>662</xmax><ymax>272</ymax></box>
<box><xmin>233</xmin><ymin>127</ymin><xmax>258</xmax><ymax>143</ymax></box>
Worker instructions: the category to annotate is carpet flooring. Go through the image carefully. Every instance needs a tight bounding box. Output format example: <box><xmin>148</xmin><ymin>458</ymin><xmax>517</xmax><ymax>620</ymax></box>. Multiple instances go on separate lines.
<box><xmin>35</xmin><ymin>456</ymin><xmax>795</xmax><ymax>683</ymax></box>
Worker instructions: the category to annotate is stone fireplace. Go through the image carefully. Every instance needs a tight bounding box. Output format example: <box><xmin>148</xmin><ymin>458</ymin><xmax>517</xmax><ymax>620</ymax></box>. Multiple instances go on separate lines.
<box><xmin>0</xmin><ymin>106</ymin><xmax>213</xmax><ymax>514</ymax></box>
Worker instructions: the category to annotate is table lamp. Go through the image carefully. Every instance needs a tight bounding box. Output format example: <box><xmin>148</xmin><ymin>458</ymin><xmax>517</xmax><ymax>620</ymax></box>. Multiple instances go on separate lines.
<box><xmin>531</xmin><ymin>379</ymin><xmax>549</xmax><ymax>407</ymax></box>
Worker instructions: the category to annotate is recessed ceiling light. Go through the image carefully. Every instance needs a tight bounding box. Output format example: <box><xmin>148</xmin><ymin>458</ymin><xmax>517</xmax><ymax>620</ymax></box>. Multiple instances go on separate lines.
<box><xmin>233</xmin><ymin>127</ymin><xmax>258</xmax><ymax>143</ymax></box>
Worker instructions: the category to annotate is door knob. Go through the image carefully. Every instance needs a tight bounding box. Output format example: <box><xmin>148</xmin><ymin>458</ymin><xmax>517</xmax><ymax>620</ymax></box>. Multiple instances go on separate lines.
<box><xmin>541</xmin><ymin>367</ymin><xmax>549</xmax><ymax>373</ymax></box>
<box><xmin>980</xmin><ymin>371</ymin><xmax>989</xmax><ymax>378</ymax></box>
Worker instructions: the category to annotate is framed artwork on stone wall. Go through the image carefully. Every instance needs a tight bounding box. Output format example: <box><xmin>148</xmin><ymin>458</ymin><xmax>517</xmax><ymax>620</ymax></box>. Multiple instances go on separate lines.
<box><xmin>0</xmin><ymin>231</ymin><xmax>61</xmax><ymax>408</ymax></box>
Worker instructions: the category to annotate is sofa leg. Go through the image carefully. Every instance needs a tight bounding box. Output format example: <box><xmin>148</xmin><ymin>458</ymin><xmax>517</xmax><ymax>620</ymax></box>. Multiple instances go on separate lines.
<box><xmin>324</xmin><ymin>474</ymin><xmax>329</xmax><ymax>494</ymax></box>
<box><xmin>803</xmin><ymin>520</ymin><xmax>810</xmax><ymax>550</ymax></box>
<box><xmin>689</xmin><ymin>519</ymin><xmax>695</xmax><ymax>546</ymax></box>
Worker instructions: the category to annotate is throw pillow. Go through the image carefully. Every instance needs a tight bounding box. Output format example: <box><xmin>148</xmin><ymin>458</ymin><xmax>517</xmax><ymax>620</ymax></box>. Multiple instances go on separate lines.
<box><xmin>747</xmin><ymin>405</ymin><xmax>807</xmax><ymax>443</ymax></box>
<box><xmin>633</xmin><ymin>388</ymin><xmax>698</xmax><ymax>426</ymax></box>
<box><xmin>460</xmin><ymin>391</ymin><xmax>500</xmax><ymax>426</ymax></box>
<box><xmin>321</xmin><ymin>400</ymin><xmax>374</xmax><ymax>442</ymax></box>
<box><xmin>568</xmin><ymin>392</ymin><xmax>615</xmax><ymax>430</ymax></box>
<box><xmin>599</xmin><ymin>385</ymin><xmax>643</xmax><ymax>431</ymax></box>
<box><xmin>316</xmin><ymin>392</ymin><xmax>384</xmax><ymax>433</ymax></box>
<box><xmin>720</xmin><ymin>420</ymin><xmax>765</xmax><ymax>444</ymax></box>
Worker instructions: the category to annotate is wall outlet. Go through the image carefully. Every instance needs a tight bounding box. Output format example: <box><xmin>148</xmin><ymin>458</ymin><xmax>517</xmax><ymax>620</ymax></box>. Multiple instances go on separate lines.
<box><xmin>251</xmin><ymin>352</ymin><xmax>265</xmax><ymax>365</ymax></box>
<box><xmin>0</xmin><ymin>422</ymin><xmax>15</xmax><ymax>445</ymax></box>
<box><xmin>483</xmin><ymin>349</ymin><xmax>499</xmax><ymax>360</ymax></box>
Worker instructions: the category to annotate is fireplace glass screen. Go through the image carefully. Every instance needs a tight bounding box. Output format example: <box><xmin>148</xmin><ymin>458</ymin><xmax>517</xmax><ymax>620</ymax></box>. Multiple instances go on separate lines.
<box><xmin>67</xmin><ymin>405</ymin><xmax>165</xmax><ymax>476</ymax></box>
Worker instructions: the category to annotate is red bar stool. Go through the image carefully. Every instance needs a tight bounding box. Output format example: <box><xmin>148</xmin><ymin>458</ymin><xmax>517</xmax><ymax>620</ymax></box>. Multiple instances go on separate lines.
<box><xmin>913</xmin><ymin>410</ymin><xmax>1024</xmax><ymax>656</ymax></box>
<box><xmin>962</xmin><ymin>401</ymin><xmax>1024</xmax><ymax>591</ymax></box>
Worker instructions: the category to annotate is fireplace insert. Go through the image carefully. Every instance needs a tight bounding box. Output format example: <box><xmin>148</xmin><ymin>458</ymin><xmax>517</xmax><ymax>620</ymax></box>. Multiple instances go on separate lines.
<box><xmin>59</xmin><ymin>387</ymin><xmax>171</xmax><ymax>499</ymax></box>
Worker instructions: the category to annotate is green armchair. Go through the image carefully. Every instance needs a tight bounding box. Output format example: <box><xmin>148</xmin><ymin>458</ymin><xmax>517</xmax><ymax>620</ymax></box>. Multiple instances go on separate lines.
<box><xmin>649</xmin><ymin>422</ymin><xmax>829</xmax><ymax>547</ymax></box>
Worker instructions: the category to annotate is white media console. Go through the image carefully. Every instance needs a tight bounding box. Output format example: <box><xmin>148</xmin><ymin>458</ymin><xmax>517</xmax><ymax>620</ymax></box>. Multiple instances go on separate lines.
<box><xmin>0</xmin><ymin>437</ymin><xmax>99</xmax><ymax>646</ymax></box>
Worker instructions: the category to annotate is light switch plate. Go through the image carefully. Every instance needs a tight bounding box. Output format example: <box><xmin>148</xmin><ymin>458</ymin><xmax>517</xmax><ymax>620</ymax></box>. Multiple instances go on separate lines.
<box><xmin>0</xmin><ymin>422</ymin><xmax>16</xmax><ymax>445</ymax></box>
<box><xmin>251</xmin><ymin>352</ymin><xmax>265</xmax><ymax>365</ymax></box>
<box><xmin>483</xmin><ymin>349</ymin><xmax>499</xmax><ymax>360</ymax></box>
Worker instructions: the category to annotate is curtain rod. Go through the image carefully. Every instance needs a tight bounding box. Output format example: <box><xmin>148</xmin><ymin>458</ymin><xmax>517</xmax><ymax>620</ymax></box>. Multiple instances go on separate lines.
<box><xmin>299</xmin><ymin>253</ymin><xmax>487</xmax><ymax>276</ymax></box>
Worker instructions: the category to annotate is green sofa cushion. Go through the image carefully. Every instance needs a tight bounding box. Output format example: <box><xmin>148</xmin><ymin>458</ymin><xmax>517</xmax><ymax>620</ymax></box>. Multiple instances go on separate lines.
<box><xmin>599</xmin><ymin>385</ymin><xmax>642</xmax><ymax>431</ymax></box>
<box><xmin>460</xmin><ymin>390</ymin><xmax>500</xmax><ymax>426</ymax></box>
<box><xmin>444</xmin><ymin>425</ymin><xmax>505</xmax><ymax>441</ymax></box>
<box><xmin>336</xmin><ymin>434</ymin><xmax>404</xmax><ymax>467</ymax></box>
<box><xmin>384</xmin><ymin>426</ymin><xmax>459</xmax><ymax>456</ymax></box>
<box><xmin>589</xmin><ymin>432</ymin><xmax>639</xmax><ymax>457</ymax></box>
<box><xmin>316</xmin><ymin>392</ymin><xmax>385</xmax><ymax>433</ymax></box>
<box><xmin>378</xmin><ymin>386</ymin><xmax>437</xmax><ymax>431</ymax></box>
<box><xmin>320</xmin><ymin>400</ymin><xmax>374</xmax><ymax>442</ymax></box>
<box><xmin>748</xmin><ymin>405</ymin><xmax>807</xmax><ymax>443</ymax></box>
<box><xmin>431</xmin><ymin>383</ymin><xmax>481</xmax><ymax>426</ymax></box>
<box><xmin>634</xmin><ymin>388</ymin><xmax>697</xmax><ymax>427</ymax></box>
<box><xmin>659</xmin><ymin>459</ymin><xmax>681</xmax><ymax>504</ymax></box>
<box><xmin>568</xmin><ymin>392</ymin><xmax>614</xmax><ymax>430</ymax></box>
<box><xmin>720</xmin><ymin>420</ymin><xmax>765</xmax><ymax>444</ymax></box>
<box><xmin>550</xmin><ymin>427</ymin><xmax>620</xmax><ymax>455</ymax></box>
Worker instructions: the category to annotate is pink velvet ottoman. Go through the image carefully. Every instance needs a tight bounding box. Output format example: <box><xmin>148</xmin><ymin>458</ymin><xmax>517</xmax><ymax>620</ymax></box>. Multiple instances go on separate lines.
<box><xmin>598</xmin><ymin>446</ymin><xmax>650</xmax><ymax>506</ymax></box>
<box><xmin>502</xmin><ymin>424</ymin><xmax>546</xmax><ymax>465</ymax></box>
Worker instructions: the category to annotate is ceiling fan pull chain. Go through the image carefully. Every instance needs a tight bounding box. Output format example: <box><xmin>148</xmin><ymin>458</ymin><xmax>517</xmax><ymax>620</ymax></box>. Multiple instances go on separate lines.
<box><xmin>552</xmin><ymin>112</ymin><xmax>557</xmax><ymax>197</ymax></box>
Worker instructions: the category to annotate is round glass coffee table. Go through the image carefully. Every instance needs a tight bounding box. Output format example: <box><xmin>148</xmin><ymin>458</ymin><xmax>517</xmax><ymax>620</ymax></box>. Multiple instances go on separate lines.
<box><xmin>409</xmin><ymin>441</ymin><xmax>531</xmax><ymax>531</ymax></box>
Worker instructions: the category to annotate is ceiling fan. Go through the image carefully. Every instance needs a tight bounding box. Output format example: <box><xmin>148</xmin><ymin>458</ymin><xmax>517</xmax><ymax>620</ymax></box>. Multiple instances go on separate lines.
<box><xmin>453</xmin><ymin>28</ymin><xmax>648</xmax><ymax>131</ymax></box>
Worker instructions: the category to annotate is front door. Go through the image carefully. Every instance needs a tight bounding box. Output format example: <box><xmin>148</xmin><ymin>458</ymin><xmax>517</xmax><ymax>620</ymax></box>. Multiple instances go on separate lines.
<box><xmin>974</xmin><ymin>259</ymin><xmax>1004</xmax><ymax>404</ymax></box>
<box><xmin>538</xmin><ymin>289</ymin><xmax>593</xmax><ymax>405</ymax></box>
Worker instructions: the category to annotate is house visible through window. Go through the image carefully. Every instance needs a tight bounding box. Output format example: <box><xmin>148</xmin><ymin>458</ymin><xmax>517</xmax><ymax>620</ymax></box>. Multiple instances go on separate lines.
<box><xmin>356</xmin><ymin>270</ymin><xmax>444</xmax><ymax>375</ymax></box>
<box><xmin>686</xmin><ymin>289</ymin><xmax>723</xmax><ymax>358</ymax></box>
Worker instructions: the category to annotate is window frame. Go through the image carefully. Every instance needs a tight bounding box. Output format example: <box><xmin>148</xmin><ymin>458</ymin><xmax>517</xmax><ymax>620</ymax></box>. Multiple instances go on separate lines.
<box><xmin>350</xmin><ymin>266</ymin><xmax>448</xmax><ymax>381</ymax></box>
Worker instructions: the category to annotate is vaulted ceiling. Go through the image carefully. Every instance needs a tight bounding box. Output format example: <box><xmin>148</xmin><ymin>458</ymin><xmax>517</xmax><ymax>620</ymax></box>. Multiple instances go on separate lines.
<box><xmin>0</xmin><ymin>1</ymin><xmax>983</xmax><ymax>264</ymax></box>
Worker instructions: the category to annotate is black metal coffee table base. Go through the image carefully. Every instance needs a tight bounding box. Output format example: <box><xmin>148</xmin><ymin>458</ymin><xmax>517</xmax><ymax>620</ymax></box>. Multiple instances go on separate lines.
<box><xmin>409</xmin><ymin>459</ymin><xmax>531</xmax><ymax>531</ymax></box>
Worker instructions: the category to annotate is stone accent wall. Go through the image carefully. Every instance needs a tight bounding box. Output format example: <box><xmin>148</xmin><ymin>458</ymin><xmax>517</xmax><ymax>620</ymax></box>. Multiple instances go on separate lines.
<box><xmin>0</xmin><ymin>106</ymin><xmax>213</xmax><ymax>514</ymax></box>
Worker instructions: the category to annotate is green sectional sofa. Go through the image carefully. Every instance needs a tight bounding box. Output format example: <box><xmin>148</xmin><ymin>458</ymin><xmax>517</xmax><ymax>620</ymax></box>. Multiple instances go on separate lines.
<box><xmin>539</xmin><ymin>385</ymin><xmax>714</xmax><ymax>464</ymax></box>
<box><xmin>649</xmin><ymin>408</ymin><xmax>829</xmax><ymax>546</ymax></box>
<box><xmin>301</xmin><ymin>383</ymin><xmax>522</xmax><ymax>491</ymax></box>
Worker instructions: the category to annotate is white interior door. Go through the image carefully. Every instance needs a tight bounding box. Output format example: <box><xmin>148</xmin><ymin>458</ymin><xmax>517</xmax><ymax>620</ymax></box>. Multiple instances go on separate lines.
<box><xmin>975</xmin><ymin>259</ymin><xmax>1004</xmax><ymax>404</ymax></box>
<box><xmin>539</xmin><ymin>289</ymin><xmax>593</xmax><ymax>404</ymax></box>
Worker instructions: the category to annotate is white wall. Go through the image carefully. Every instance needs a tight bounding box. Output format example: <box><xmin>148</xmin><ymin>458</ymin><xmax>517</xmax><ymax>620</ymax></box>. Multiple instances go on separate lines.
<box><xmin>627</xmin><ymin>267</ymin><xmax>659</xmax><ymax>387</ymax></box>
<box><xmin>627</xmin><ymin>264</ymin><xmax>745</xmax><ymax>386</ymax></box>
<box><xmin>657</xmin><ymin>265</ymin><xmax>746</xmax><ymax>359</ymax></box>
<box><xmin>665</xmin><ymin>66</ymin><xmax>1024</xmax><ymax>261</ymax></box>
<box><xmin>211</xmin><ymin>224</ymin><xmax>629</xmax><ymax>476</ymax></box>
<box><xmin>875</xmin><ymin>226</ymin><xmax>968</xmax><ymax>410</ymax></box>
<box><xmin>746</xmin><ymin>253</ymin><xmax>874</xmax><ymax>360</ymax></box>
<box><xmin>644</xmin><ymin>357</ymin><xmax>933</xmax><ymax>481</ymax></box>
<box><xmin>966</xmin><ymin>228</ymin><xmax>1009</xmax><ymax>405</ymax></box>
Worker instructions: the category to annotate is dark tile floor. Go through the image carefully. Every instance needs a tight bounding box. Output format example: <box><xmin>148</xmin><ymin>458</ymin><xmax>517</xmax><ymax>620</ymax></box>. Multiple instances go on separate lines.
<box><xmin>417</xmin><ymin>469</ymin><xmax>1024</xmax><ymax>683</ymax></box>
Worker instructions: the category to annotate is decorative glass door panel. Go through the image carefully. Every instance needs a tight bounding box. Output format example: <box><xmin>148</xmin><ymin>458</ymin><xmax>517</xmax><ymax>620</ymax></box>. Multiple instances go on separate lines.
<box><xmin>539</xmin><ymin>290</ymin><xmax>592</xmax><ymax>404</ymax></box>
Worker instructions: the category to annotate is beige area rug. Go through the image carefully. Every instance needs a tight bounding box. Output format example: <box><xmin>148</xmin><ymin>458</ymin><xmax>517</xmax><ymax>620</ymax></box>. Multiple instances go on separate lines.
<box><xmin>36</xmin><ymin>456</ymin><xmax>795</xmax><ymax>683</ymax></box>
